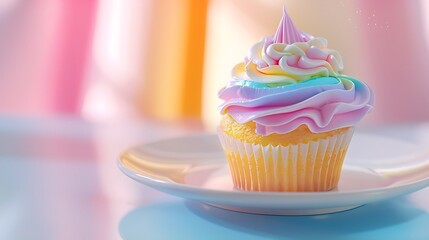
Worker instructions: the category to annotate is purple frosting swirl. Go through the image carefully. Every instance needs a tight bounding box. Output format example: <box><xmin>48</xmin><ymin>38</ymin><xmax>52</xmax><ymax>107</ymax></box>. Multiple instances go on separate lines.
<box><xmin>219</xmin><ymin>76</ymin><xmax>374</xmax><ymax>135</ymax></box>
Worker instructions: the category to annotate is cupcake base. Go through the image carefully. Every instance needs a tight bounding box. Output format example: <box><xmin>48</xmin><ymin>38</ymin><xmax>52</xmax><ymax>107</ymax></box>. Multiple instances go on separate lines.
<box><xmin>218</xmin><ymin>127</ymin><xmax>354</xmax><ymax>192</ymax></box>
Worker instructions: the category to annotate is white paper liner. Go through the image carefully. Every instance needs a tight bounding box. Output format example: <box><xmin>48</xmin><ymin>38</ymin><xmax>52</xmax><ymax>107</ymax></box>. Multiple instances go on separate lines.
<box><xmin>218</xmin><ymin>128</ymin><xmax>354</xmax><ymax>192</ymax></box>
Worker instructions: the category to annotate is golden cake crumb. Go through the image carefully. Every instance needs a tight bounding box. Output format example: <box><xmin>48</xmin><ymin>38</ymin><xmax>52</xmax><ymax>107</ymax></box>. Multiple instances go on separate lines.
<box><xmin>220</xmin><ymin>114</ymin><xmax>350</xmax><ymax>146</ymax></box>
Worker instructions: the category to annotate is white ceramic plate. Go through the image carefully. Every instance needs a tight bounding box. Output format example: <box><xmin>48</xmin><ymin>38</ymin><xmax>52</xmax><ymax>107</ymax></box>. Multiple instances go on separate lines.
<box><xmin>118</xmin><ymin>132</ymin><xmax>429</xmax><ymax>215</ymax></box>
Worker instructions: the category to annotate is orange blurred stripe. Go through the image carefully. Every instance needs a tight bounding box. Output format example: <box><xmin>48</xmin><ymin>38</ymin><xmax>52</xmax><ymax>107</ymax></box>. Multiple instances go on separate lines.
<box><xmin>181</xmin><ymin>0</ymin><xmax>208</xmax><ymax>117</ymax></box>
<box><xmin>140</xmin><ymin>0</ymin><xmax>208</xmax><ymax>119</ymax></box>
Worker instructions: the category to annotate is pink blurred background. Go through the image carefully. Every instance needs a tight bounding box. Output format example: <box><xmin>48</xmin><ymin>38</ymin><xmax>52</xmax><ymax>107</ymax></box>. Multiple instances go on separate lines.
<box><xmin>1</xmin><ymin>0</ymin><xmax>429</xmax><ymax>127</ymax></box>
<box><xmin>4</xmin><ymin>2</ymin><xmax>429</xmax><ymax>239</ymax></box>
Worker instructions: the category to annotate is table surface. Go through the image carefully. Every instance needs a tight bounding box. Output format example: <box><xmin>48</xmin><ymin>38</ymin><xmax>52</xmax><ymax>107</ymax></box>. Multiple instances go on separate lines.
<box><xmin>1</xmin><ymin>116</ymin><xmax>429</xmax><ymax>240</ymax></box>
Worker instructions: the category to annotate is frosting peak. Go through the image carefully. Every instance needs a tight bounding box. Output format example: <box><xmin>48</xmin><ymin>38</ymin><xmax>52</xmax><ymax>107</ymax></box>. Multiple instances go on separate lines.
<box><xmin>274</xmin><ymin>7</ymin><xmax>307</xmax><ymax>44</ymax></box>
<box><xmin>232</xmin><ymin>8</ymin><xmax>343</xmax><ymax>86</ymax></box>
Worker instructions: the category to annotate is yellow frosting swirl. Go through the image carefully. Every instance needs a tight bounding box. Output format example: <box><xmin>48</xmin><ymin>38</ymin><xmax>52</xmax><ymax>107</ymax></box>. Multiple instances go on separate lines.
<box><xmin>232</xmin><ymin>37</ymin><xmax>344</xmax><ymax>84</ymax></box>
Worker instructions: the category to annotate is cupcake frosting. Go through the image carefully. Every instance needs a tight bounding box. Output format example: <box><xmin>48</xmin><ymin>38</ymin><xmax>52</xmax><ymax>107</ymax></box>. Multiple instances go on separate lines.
<box><xmin>219</xmin><ymin>8</ymin><xmax>374</xmax><ymax>135</ymax></box>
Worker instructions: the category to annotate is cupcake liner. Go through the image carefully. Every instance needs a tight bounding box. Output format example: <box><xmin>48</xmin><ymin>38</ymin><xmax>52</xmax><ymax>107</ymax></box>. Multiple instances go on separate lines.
<box><xmin>218</xmin><ymin>128</ymin><xmax>354</xmax><ymax>192</ymax></box>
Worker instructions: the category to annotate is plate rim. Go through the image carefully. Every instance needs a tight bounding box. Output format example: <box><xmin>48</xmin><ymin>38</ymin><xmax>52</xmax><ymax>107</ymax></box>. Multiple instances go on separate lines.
<box><xmin>118</xmin><ymin>154</ymin><xmax>429</xmax><ymax>198</ymax></box>
<box><xmin>118</xmin><ymin>133</ymin><xmax>429</xmax><ymax>214</ymax></box>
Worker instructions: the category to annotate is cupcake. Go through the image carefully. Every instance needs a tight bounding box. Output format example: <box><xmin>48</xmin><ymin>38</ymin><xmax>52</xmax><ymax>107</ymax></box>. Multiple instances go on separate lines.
<box><xmin>217</xmin><ymin>8</ymin><xmax>374</xmax><ymax>192</ymax></box>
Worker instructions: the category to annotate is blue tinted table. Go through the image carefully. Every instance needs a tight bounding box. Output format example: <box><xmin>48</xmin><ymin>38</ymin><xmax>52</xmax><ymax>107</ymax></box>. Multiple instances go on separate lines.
<box><xmin>1</xmin><ymin>116</ymin><xmax>429</xmax><ymax>240</ymax></box>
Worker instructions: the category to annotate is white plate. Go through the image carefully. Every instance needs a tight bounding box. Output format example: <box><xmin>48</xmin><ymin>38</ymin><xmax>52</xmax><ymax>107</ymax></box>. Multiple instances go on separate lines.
<box><xmin>118</xmin><ymin>132</ymin><xmax>429</xmax><ymax>215</ymax></box>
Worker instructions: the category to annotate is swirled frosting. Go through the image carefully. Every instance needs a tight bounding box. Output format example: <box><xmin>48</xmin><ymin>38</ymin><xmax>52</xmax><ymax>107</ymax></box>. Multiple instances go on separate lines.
<box><xmin>219</xmin><ymin>8</ymin><xmax>374</xmax><ymax>135</ymax></box>
<box><xmin>234</xmin><ymin>37</ymin><xmax>344</xmax><ymax>84</ymax></box>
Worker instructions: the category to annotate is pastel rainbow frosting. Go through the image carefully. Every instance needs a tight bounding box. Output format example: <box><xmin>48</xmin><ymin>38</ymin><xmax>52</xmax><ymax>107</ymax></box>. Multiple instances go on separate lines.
<box><xmin>219</xmin><ymin>8</ymin><xmax>374</xmax><ymax>135</ymax></box>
